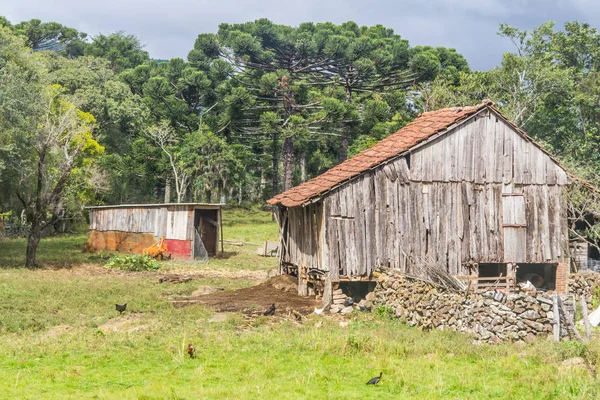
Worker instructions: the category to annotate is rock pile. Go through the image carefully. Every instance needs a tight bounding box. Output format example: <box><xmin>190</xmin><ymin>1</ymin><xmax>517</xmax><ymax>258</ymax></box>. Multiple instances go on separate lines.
<box><xmin>330</xmin><ymin>288</ymin><xmax>355</xmax><ymax>314</ymax></box>
<box><xmin>569</xmin><ymin>273</ymin><xmax>600</xmax><ymax>311</ymax></box>
<box><xmin>372</xmin><ymin>270</ymin><xmax>564</xmax><ymax>343</ymax></box>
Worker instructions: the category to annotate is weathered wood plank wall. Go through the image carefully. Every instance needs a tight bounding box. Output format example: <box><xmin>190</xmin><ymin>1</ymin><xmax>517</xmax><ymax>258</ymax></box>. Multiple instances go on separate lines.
<box><xmin>90</xmin><ymin>207</ymin><xmax>158</xmax><ymax>234</ymax></box>
<box><xmin>280</xmin><ymin>110</ymin><xmax>570</xmax><ymax>280</ymax></box>
<box><xmin>281</xmin><ymin>203</ymin><xmax>324</xmax><ymax>272</ymax></box>
<box><xmin>89</xmin><ymin>205</ymin><xmax>219</xmax><ymax>242</ymax></box>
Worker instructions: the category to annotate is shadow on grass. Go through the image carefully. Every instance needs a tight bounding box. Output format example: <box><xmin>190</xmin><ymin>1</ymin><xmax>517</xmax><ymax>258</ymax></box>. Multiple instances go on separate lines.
<box><xmin>211</xmin><ymin>251</ymin><xmax>240</xmax><ymax>260</ymax></box>
<box><xmin>0</xmin><ymin>234</ymin><xmax>106</xmax><ymax>269</ymax></box>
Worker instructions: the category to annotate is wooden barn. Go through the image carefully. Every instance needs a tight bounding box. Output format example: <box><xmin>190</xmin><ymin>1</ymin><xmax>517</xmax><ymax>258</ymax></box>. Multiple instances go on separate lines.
<box><xmin>86</xmin><ymin>203</ymin><xmax>223</xmax><ymax>260</ymax></box>
<box><xmin>268</xmin><ymin>100</ymin><xmax>572</xmax><ymax>303</ymax></box>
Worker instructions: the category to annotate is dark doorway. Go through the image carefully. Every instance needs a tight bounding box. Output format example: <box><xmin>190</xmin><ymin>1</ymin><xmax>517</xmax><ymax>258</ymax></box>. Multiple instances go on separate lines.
<box><xmin>478</xmin><ymin>263</ymin><xmax>507</xmax><ymax>278</ymax></box>
<box><xmin>193</xmin><ymin>209</ymin><xmax>219</xmax><ymax>256</ymax></box>
<box><xmin>339</xmin><ymin>281</ymin><xmax>377</xmax><ymax>303</ymax></box>
<box><xmin>516</xmin><ymin>263</ymin><xmax>557</xmax><ymax>291</ymax></box>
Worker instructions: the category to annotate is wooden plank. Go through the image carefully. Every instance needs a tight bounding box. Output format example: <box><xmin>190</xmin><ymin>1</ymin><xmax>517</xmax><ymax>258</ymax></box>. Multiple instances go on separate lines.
<box><xmin>464</xmin><ymin>119</ymin><xmax>475</xmax><ymax>182</ymax></box>
<box><xmin>410</xmin><ymin>149</ymin><xmax>422</xmax><ymax>181</ymax></box>
<box><xmin>523</xmin><ymin>141</ymin><xmax>533</xmax><ymax>185</ymax></box>
<box><xmin>474</xmin><ymin>117</ymin><xmax>487</xmax><ymax>184</ymax></box>
<box><xmin>581</xmin><ymin>296</ymin><xmax>592</xmax><ymax>341</ymax></box>
<box><xmin>487</xmin><ymin>185</ymin><xmax>497</xmax><ymax>260</ymax></box>
<box><xmin>502</xmin><ymin>122</ymin><xmax>514</xmax><ymax>183</ymax></box>
<box><xmin>546</xmin><ymin>155</ymin><xmax>557</xmax><ymax>185</ymax></box>
<box><xmin>504</xmin><ymin>226</ymin><xmax>526</xmax><ymax>262</ymax></box>
<box><xmin>364</xmin><ymin>174</ymin><xmax>376</xmax><ymax>274</ymax></box>
<box><xmin>456</xmin><ymin>123</ymin><xmax>466</xmax><ymax>181</ymax></box>
<box><xmin>553</xmin><ymin>292</ymin><xmax>560</xmax><ymax>342</ymax></box>
<box><xmin>483</xmin><ymin>115</ymin><xmax>496</xmax><ymax>184</ymax></box>
<box><xmin>387</xmin><ymin>176</ymin><xmax>397</xmax><ymax>269</ymax></box>
<box><xmin>540</xmin><ymin>185</ymin><xmax>552</xmax><ymax>261</ymax></box>
<box><xmin>377</xmin><ymin>171</ymin><xmax>388</xmax><ymax>266</ymax></box>
<box><xmin>557</xmin><ymin>166</ymin><xmax>569</xmax><ymax>185</ymax></box>
<box><xmin>396</xmin><ymin>157</ymin><xmax>410</xmax><ymax>183</ymax></box>
<box><xmin>422</xmin><ymin>143</ymin><xmax>433</xmax><ymax>182</ymax></box>
<box><xmin>448</xmin><ymin>130</ymin><xmax>457</xmax><ymax>181</ymax></box>
<box><xmin>353</xmin><ymin>179</ymin><xmax>366</xmax><ymax>275</ymax></box>
<box><xmin>493</xmin><ymin>116</ymin><xmax>504</xmax><ymax>183</ymax></box>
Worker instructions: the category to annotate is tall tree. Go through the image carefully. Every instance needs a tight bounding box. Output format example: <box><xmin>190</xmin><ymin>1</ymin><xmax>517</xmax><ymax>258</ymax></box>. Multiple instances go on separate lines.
<box><xmin>15</xmin><ymin>85</ymin><xmax>103</xmax><ymax>267</ymax></box>
<box><xmin>85</xmin><ymin>32</ymin><xmax>148</xmax><ymax>72</ymax></box>
<box><xmin>10</xmin><ymin>18</ymin><xmax>88</xmax><ymax>57</ymax></box>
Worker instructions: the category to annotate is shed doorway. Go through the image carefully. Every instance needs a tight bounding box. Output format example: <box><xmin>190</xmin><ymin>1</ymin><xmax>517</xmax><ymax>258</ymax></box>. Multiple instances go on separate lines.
<box><xmin>193</xmin><ymin>209</ymin><xmax>219</xmax><ymax>256</ymax></box>
<box><xmin>516</xmin><ymin>263</ymin><xmax>557</xmax><ymax>291</ymax></box>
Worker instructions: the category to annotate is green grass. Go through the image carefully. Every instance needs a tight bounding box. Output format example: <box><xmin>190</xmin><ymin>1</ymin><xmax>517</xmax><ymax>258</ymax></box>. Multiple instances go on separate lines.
<box><xmin>0</xmin><ymin>205</ymin><xmax>279</xmax><ymax>272</ymax></box>
<box><xmin>0</xmin><ymin>208</ymin><xmax>599</xmax><ymax>398</ymax></box>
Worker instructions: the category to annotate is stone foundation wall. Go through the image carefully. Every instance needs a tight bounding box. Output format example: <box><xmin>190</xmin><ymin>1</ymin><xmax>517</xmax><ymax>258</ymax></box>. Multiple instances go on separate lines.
<box><xmin>373</xmin><ymin>270</ymin><xmax>564</xmax><ymax>343</ymax></box>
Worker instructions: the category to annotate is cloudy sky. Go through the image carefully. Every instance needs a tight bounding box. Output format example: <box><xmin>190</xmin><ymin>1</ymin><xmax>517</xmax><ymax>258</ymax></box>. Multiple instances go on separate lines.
<box><xmin>2</xmin><ymin>0</ymin><xmax>599</xmax><ymax>70</ymax></box>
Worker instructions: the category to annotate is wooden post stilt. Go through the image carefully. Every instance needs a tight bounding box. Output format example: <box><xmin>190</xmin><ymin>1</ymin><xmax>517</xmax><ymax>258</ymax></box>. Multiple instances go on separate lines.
<box><xmin>581</xmin><ymin>296</ymin><xmax>591</xmax><ymax>341</ymax></box>
<box><xmin>553</xmin><ymin>292</ymin><xmax>560</xmax><ymax>342</ymax></box>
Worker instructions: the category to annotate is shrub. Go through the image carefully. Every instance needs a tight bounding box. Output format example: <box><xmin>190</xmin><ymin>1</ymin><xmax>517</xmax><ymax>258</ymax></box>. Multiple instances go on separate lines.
<box><xmin>374</xmin><ymin>305</ymin><xmax>394</xmax><ymax>319</ymax></box>
<box><xmin>105</xmin><ymin>254</ymin><xmax>160</xmax><ymax>271</ymax></box>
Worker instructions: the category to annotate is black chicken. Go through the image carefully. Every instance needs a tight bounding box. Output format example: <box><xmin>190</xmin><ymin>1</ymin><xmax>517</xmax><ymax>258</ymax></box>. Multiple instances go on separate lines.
<box><xmin>366</xmin><ymin>372</ymin><xmax>382</xmax><ymax>385</ymax></box>
<box><xmin>263</xmin><ymin>304</ymin><xmax>276</xmax><ymax>316</ymax></box>
<box><xmin>115</xmin><ymin>303</ymin><xmax>127</xmax><ymax>315</ymax></box>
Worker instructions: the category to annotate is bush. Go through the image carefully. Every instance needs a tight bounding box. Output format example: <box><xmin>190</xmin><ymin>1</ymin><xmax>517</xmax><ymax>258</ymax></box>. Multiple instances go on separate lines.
<box><xmin>374</xmin><ymin>305</ymin><xmax>394</xmax><ymax>319</ymax></box>
<box><xmin>105</xmin><ymin>254</ymin><xmax>160</xmax><ymax>271</ymax></box>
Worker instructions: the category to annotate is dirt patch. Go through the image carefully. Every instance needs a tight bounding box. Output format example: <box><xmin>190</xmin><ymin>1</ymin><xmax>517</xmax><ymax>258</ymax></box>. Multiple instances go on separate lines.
<box><xmin>98</xmin><ymin>315</ymin><xmax>148</xmax><ymax>333</ymax></box>
<box><xmin>30</xmin><ymin>264</ymin><xmax>268</xmax><ymax>282</ymax></box>
<box><xmin>191</xmin><ymin>286</ymin><xmax>225</xmax><ymax>296</ymax></box>
<box><xmin>41</xmin><ymin>324</ymin><xmax>73</xmax><ymax>339</ymax></box>
<box><xmin>171</xmin><ymin>275</ymin><xmax>319</xmax><ymax>315</ymax></box>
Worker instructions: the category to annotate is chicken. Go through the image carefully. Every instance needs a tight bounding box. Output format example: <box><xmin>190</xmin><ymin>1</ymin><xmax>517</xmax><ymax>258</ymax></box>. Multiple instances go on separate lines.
<box><xmin>187</xmin><ymin>343</ymin><xmax>196</xmax><ymax>359</ymax></box>
<box><xmin>115</xmin><ymin>303</ymin><xmax>127</xmax><ymax>315</ymax></box>
<box><xmin>263</xmin><ymin>304</ymin><xmax>276</xmax><ymax>316</ymax></box>
<box><xmin>366</xmin><ymin>372</ymin><xmax>382</xmax><ymax>385</ymax></box>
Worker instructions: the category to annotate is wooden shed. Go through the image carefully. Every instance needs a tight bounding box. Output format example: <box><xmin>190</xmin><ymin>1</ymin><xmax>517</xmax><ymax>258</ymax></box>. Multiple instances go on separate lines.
<box><xmin>86</xmin><ymin>203</ymin><xmax>223</xmax><ymax>260</ymax></box>
<box><xmin>268</xmin><ymin>100</ymin><xmax>571</xmax><ymax>303</ymax></box>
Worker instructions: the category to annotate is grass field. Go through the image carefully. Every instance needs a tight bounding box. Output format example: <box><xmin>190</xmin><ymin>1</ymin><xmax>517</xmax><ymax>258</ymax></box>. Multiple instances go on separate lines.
<box><xmin>1</xmin><ymin>207</ymin><xmax>600</xmax><ymax>399</ymax></box>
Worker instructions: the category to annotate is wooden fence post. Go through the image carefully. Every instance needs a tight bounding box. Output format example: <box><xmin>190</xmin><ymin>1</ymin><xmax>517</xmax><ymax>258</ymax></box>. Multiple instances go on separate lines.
<box><xmin>580</xmin><ymin>296</ymin><xmax>591</xmax><ymax>341</ymax></box>
<box><xmin>553</xmin><ymin>292</ymin><xmax>560</xmax><ymax>342</ymax></box>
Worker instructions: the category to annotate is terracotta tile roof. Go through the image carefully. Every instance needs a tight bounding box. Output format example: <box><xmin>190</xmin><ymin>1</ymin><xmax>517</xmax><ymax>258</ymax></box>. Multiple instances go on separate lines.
<box><xmin>267</xmin><ymin>100</ymin><xmax>494</xmax><ymax>207</ymax></box>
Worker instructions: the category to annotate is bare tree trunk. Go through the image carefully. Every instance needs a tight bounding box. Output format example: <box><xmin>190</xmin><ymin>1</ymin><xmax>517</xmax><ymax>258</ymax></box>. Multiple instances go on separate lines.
<box><xmin>339</xmin><ymin>84</ymin><xmax>352</xmax><ymax>163</ymax></box>
<box><xmin>283</xmin><ymin>136</ymin><xmax>294</xmax><ymax>191</ymax></box>
<box><xmin>300</xmin><ymin>153</ymin><xmax>307</xmax><ymax>183</ymax></box>
<box><xmin>25</xmin><ymin>217</ymin><xmax>42</xmax><ymax>268</ymax></box>
<box><xmin>272</xmin><ymin>132</ymin><xmax>280</xmax><ymax>196</ymax></box>
<box><xmin>53</xmin><ymin>201</ymin><xmax>66</xmax><ymax>233</ymax></box>
<box><xmin>339</xmin><ymin>131</ymin><xmax>349</xmax><ymax>162</ymax></box>
<box><xmin>164</xmin><ymin>179</ymin><xmax>171</xmax><ymax>203</ymax></box>
<box><xmin>25</xmin><ymin>154</ymin><xmax>46</xmax><ymax>268</ymax></box>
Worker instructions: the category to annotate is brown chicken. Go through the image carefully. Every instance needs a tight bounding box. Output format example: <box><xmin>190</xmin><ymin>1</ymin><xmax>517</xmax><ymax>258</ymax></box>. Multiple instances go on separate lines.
<box><xmin>187</xmin><ymin>343</ymin><xmax>196</xmax><ymax>359</ymax></box>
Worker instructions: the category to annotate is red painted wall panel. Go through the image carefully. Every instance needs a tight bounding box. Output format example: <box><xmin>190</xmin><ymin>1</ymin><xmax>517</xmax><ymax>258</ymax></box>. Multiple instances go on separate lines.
<box><xmin>165</xmin><ymin>239</ymin><xmax>192</xmax><ymax>260</ymax></box>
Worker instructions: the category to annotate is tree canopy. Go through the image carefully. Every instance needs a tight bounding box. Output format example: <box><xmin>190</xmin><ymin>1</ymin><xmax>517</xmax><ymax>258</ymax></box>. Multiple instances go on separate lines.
<box><xmin>5</xmin><ymin>16</ymin><xmax>600</xmax><ymax>265</ymax></box>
